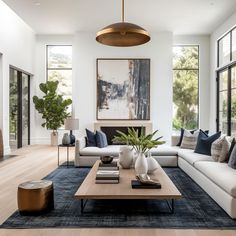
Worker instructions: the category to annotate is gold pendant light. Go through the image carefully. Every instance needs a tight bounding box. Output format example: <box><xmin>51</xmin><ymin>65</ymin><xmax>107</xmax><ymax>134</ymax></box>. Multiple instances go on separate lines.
<box><xmin>96</xmin><ymin>0</ymin><xmax>151</xmax><ymax>47</ymax></box>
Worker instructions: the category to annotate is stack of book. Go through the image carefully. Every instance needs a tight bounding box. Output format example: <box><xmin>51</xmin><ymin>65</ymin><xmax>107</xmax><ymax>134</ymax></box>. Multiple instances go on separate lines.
<box><xmin>96</xmin><ymin>161</ymin><xmax>119</xmax><ymax>183</ymax></box>
<box><xmin>98</xmin><ymin>161</ymin><xmax>119</xmax><ymax>170</ymax></box>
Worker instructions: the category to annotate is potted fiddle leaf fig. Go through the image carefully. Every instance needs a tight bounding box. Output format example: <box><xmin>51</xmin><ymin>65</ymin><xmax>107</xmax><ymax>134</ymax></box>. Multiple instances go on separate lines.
<box><xmin>33</xmin><ymin>81</ymin><xmax>72</xmax><ymax>146</ymax></box>
<box><xmin>113</xmin><ymin>127</ymin><xmax>165</xmax><ymax>175</ymax></box>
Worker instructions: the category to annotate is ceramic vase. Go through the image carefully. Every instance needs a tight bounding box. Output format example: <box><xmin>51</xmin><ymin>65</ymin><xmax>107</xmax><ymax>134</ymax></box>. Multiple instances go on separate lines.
<box><xmin>62</xmin><ymin>133</ymin><xmax>70</xmax><ymax>145</ymax></box>
<box><xmin>51</xmin><ymin>131</ymin><xmax>58</xmax><ymax>146</ymax></box>
<box><xmin>135</xmin><ymin>152</ymin><xmax>148</xmax><ymax>175</ymax></box>
<box><xmin>147</xmin><ymin>156</ymin><xmax>159</xmax><ymax>174</ymax></box>
<box><xmin>119</xmin><ymin>146</ymin><xmax>133</xmax><ymax>169</ymax></box>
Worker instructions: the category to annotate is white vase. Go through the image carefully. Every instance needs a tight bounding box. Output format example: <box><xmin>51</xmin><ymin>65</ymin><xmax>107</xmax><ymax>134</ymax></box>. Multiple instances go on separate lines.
<box><xmin>51</xmin><ymin>131</ymin><xmax>58</xmax><ymax>146</ymax></box>
<box><xmin>147</xmin><ymin>156</ymin><xmax>159</xmax><ymax>174</ymax></box>
<box><xmin>135</xmin><ymin>152</ymin><xmax>148</xmax><ymax>175</ymax></box>
<box><xmin>119</xmin><ymin>146</ymin><xmax>133</xmax><ymax>169</ymax></box>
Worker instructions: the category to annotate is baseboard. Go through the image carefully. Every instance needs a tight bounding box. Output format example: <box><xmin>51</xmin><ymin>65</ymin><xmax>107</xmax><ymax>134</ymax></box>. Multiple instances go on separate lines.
<box><xmin>30</xmin><ymin>137</ymin><xmax>51</xmax><ymax>145</ymax></box>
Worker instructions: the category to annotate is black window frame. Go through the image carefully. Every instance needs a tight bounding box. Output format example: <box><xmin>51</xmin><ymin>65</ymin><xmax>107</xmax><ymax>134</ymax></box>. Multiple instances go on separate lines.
<box><xmin>216</xmin><ymin>26</ymin><xmax>236</xmax><ymax>135</ymax></box>
<box><xmin>173</xmin><ymin>45</ymin><xmax>200</xmax><ymax>130</ymax></box>
<box><xmin>9</xmin><ymin>66</ymin><xmax>31</xmax><ymax>149</ymax></box>
<box><xmin>46</xmin><ymin>45</ymin><xmax>73</xmax><ymax>115</ymax></box>
<box><xmin>46</xmin><ymin>45</ymin><xmax>72</xmax><ymax>74</ymax></box>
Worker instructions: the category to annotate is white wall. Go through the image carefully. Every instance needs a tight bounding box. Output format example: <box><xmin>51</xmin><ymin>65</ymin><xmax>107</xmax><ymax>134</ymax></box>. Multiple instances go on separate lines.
<box><xmin>210</xmin><ymin>12</ymin><xmax>236</xmax><ymax>132</ymax></box>
<box><xmin>173</xmin><ymin>35</ymin><xmax>211</xmax><ymax>130</ymax></box>
<box><xmin>0</xmin><ymin>0</ymin><xmax>35</xmax><ymax>153</ymax></box>
<box><xmin>32</xmin><ymin>35</ymin><xmax>74</xmax><ymax>144</ymax></box>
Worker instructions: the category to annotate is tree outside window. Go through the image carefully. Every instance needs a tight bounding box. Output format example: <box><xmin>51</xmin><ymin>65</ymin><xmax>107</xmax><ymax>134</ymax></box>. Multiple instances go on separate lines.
<box><xmin>47</xmin><ymin>45</ymin><xmax>72</xmax><ymax>113</ymax></box>
<box><xmin>173</xmin><ymin>46</ymin><xmax>199</xmax><ymax>130</ymax></box>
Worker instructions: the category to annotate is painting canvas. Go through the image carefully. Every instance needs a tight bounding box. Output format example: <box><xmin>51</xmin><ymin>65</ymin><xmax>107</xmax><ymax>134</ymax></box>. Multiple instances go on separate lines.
<box><xmin>97</xmin><ymin>59</ymin><xmax>150</xmax><ymax>120</ymax></box>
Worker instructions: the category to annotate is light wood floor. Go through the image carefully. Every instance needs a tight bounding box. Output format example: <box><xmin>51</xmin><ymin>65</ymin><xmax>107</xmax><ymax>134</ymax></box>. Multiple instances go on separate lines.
<box><xmin>0</xmin><ymin>145</ymin><xmax>235</xmax><ymax>236</ymax></box>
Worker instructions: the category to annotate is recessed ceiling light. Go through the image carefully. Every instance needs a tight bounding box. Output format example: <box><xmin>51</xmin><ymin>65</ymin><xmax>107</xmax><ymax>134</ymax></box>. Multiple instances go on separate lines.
<box><xmin>210</xmin><ymin>2</ymin><xmax>215</xmax><ymax>6</ymax></box>
<box><xmin>35</xmin><ymin>2</ymin><xmax>41</xmax><ymax>6</ymax></box>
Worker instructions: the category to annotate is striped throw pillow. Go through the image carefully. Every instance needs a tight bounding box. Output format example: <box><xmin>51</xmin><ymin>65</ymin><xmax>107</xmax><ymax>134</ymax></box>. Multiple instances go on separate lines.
<box><xmin>211</xmin><ymin>136</ymin><xmax>231</xmax><ymax>162</ymax></box>
<box><xmin>180</xmin><ymin>129</ymin><xmax>200</xmax><ymax>150</ymax></box>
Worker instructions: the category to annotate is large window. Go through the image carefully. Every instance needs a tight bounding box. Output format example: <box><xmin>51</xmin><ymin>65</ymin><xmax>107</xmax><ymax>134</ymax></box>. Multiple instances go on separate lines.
<box><xmin>173</xmin><ymin>46</ymin><xmax>199</xmax><ymax>130</ymax></box>
<box><xmin>218</xmin><ymin>28</ymin><xmax>236</xmax><ymax>68</ymax></box>
<box><xmin>217</xmin><ymin>27</ymin><xmax>236</xmax><ymax>136</ymax></box>
<box><xmin>47</xmin><ymin>45</ymin><xmax>72</xmax><ymax>113</ymax></box>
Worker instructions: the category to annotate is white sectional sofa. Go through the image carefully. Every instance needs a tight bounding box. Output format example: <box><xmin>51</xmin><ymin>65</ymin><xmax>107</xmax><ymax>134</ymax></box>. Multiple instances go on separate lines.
<box><xmin>74</xmin><ymin>136</ymin><xmax>236</xmax><ymax>218</ymax></box>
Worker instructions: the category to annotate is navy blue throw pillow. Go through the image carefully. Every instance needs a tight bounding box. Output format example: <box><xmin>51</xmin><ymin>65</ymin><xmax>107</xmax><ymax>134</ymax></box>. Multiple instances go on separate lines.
<box><xmin>228</xmin><ymin>144</ymin><xmax>236</xmax><ymax>169</ymax></box>
<box><xmin>96</xmin><ymin>130</ymin><xmax>108</xmax><ymax>148</ymax></box>
<box><xmin>85</xmin><ymin>129</ymin><xmax>96</xmax><ymax>147</ymax></box>
<box><xmin>194</xmin><ymin>130</ymin><xmax>221</xmax><ymax>156</ymax></box>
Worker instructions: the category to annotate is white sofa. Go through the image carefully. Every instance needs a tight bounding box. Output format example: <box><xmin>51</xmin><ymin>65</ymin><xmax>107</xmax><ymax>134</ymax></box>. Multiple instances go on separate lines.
<box><xmin>74</xmin><ymin>136</ymin><xmax>236</xmax><ymax>218</ymax></box>
<box><xmin>74</xmin><ymin>137</ymin><xmax>178</xmax><ymax>167</ymax></box>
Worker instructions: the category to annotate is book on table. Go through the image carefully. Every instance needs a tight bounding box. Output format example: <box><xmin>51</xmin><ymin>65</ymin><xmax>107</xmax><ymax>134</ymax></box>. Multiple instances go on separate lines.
<box><xmin>95</xmin><ymin>169</ymin><xmax>120</xmax><ymax>184</ymax></box>
<box><xmin>131</xmin><ymin>180</ymin><xmax>162</xmax><ymax>189</ymax></box>
<box><xmin>98</xmin><ymin>161</ymin><xmax>119</xmax><ymax>170</ymax></box>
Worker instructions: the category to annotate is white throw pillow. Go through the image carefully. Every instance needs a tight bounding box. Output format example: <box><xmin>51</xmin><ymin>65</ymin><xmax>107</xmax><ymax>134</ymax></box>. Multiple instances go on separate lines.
<box><xmin>180</xmin><ymin>129</ymin><xmax>200</xmax><ymax>150</ymax></box>
<box><xmin>211</xmin><ymin>136</ymin><xmax>231</xmax><ymax>162</ymax></box>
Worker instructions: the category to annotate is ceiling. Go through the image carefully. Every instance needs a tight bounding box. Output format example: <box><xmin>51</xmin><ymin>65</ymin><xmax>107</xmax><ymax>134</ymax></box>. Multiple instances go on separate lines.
<box><xmin>3</xmin><ymin>0</ymin><xmax>236</xmax><ymax>35</ymax></box>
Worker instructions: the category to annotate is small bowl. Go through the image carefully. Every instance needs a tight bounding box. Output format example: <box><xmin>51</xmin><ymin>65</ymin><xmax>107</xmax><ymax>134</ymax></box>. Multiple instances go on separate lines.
<box><xmin>100</xmin><ymin>156</ymin><xmax>113</xmax><ymax>164</ymax></box>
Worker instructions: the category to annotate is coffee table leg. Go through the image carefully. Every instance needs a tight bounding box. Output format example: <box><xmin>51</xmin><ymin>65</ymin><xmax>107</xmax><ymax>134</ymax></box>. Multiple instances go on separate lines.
<box><xmin>81</xmin><ymin>199</ymin><xmax>84</xmax><ymax>214</ymax></box>
<box><xmin>81</xmin><ymin>199</ymin><xmax>88</xmax><ymax>214</ymax></box>
<box><xmin>166</xmin><ymin>199</ymin><xmax>174</xmax><ymax>214</ymax></box>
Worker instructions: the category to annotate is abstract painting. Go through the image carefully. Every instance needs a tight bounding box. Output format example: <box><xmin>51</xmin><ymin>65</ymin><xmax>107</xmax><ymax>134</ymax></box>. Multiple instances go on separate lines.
<box><xmin>97</xmin><ymin>59</ymin><xmax>150</xmax><ymax>120</ymax></box>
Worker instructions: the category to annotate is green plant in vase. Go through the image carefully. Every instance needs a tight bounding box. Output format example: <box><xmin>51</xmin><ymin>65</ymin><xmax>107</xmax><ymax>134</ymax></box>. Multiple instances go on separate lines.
<box><xmin>33</xmin><ymin>81</ymin><xmax>72</xmax><ymax>146</ymax></box>
<box><xmin>113</xmin><ymin>127</ymin><xmax>165</xmax><ymax>175</ymax></box>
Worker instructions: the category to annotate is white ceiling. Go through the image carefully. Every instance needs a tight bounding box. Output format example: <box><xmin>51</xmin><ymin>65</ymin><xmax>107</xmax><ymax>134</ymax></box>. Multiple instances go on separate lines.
<box><xmin>3</xmin><ymin>0</ymin><xmax>236</xmax><ymax>35</ymax></box>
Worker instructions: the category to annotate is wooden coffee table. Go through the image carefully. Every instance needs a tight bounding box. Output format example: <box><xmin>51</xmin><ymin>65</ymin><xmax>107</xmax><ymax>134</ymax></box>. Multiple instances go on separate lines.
<box><xmin>75</xmin><ymin>161</ymin><xmax>182</xmax><ymax>214</ymax></box>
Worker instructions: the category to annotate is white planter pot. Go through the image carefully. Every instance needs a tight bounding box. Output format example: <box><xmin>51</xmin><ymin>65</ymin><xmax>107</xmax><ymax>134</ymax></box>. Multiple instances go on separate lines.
<box><xmin>119</xmin><ymin>146</ymin><xmax>133</xmax><ymax>169</ymax></box>
<box><xmin>147</xmin><ymin>156</ymin><xmax>159</xmax><ymax>174</ymax></box>
<box><xmin>51</xmin><ymin>131</ymin><xmax>58</xmax><ymax>146</ymax></box>
<box><xmin>135</xmin><ymin>152</ymin><xmax>148</xmax><ymax>175</ymax></box>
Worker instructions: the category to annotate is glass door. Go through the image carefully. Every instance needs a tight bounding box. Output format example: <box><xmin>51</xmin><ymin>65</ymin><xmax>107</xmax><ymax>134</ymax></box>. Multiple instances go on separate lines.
<box><xmin>22</xmin><ymin>73</ymin><xmax>30</xmax><ymax>147</ymax></box>
<box><xmin>9</xmin><ymin>69</ymin><xmax>18</xmax><ymax>150</ymax></box>
<box><xmin>9</xmin><ymin>68</ymin><xmax>30</xmax><ymax>150</ymax></box>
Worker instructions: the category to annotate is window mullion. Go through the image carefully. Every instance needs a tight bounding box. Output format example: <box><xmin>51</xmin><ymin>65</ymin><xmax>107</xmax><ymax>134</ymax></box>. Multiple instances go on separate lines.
<box><xmin>228</xmin><ymin>67</ymin><xmax>232</xmax><ymax>136</ymax></box>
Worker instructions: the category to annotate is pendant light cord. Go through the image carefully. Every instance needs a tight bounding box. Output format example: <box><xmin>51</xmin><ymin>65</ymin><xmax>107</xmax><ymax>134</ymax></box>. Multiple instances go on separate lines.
<box><xmin>122</xmin><ymin>0</ymin><xmax>124</xmax><ymax>22</ymax></box>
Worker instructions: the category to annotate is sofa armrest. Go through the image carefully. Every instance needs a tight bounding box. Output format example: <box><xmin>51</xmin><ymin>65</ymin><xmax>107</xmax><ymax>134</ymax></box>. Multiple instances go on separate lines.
<box><xmin>76</xmin><ymin>137</ymin><xmax>86</xmax><ymax>151</ymax></box>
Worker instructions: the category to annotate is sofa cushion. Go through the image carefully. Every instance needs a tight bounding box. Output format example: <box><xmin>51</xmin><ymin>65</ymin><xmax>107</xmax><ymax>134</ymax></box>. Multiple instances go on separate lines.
<box><xmin>195</xmin><ymin>161</ymin><xmax>236</xmax><ymax>197</ymax></box>
<box><xmin>178</xmin><ymin>149</ymin><xmax>213</xmax><ymax>166</ymax></box>
<box><xmin>80</xmin><ymin>145</ymin><xmax>178</xmax><ymax>157</ymax></box>
<box><xmin>194</xmin><ymin>130</ymin><xmax>221</xmax><ymax>156</ymax></box>
<box><xmin>150</xmin><ymin>145</ymin><xmax>178</xmax><ymax>156</ymax></box>
<box><xmin>80</xmin><ymin>145</ymin><xmax>121</xmax><ymax>156</ymax></box>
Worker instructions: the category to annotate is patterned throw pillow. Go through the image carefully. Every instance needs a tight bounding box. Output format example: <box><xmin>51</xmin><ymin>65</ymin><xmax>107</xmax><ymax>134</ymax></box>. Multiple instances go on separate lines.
<box><xmin>211</xmin><ymin>136</ymin><xmax>231</xmax><ymax>162</ymax></box>
<box><xmin>180</xmin><ymin>130</ymin><xmax>200</xmax><ymax>149</ymax></box>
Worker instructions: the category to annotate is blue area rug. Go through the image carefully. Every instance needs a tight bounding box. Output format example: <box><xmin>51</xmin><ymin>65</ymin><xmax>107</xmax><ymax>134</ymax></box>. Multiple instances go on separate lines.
<box><xmin>1</xmin><ymin>165</ymin><xmax>236</xmax><ymax>229</ymax></box>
